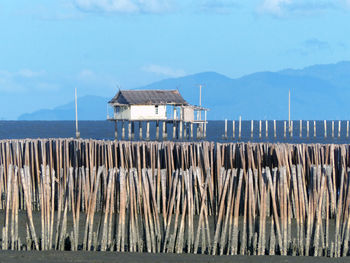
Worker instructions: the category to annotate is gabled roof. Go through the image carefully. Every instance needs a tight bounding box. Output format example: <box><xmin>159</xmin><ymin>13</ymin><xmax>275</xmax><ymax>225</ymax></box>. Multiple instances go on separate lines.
<box><xmin>109</xmin><ymin>89</ymin><xmax>188</xmax><ymax>106</ymax></box>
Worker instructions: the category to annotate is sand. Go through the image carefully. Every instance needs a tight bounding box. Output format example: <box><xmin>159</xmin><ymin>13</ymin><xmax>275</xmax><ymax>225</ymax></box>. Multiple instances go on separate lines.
<box><xmin>0</xmin><ymin>251</ymin><xmax>349</xmax><ymax>263</ymax></box>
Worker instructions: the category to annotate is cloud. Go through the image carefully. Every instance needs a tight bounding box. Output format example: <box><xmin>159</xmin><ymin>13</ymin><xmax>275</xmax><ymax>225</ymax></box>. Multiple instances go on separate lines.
<box><xmin>142</xmin><ymin>64</ymin><xmax>186</xmax><ymax>78</ymax></box>
<box><xmin>303</xmin><ymin>38</ymin><xmax>330</xmax><ymax>50</ymax></box>
<box><xmin>199</xmin><ymin>0</ymin><xmax>240</xmax><ymax>14</ymax></box>
<box><xmin>77</xmin><ymin>69</ymin><xmax>96</xmax><ymax>80</ymax></box>
<box><xmin>258</xmin><ymin>0</ymin><xmax>337</xmax><ymax>17</ymax></box>
<box><xmin>74</xmin><ymin>0</ymin><xmax>175</xmax><ymax>14</ymax></box>
<box><xmin>0</xmin><ymin>69</ymin><xmax>57</xmax><ymax>93</ymax></box>
<box><xmin>18</xmin><ymin>69</ymin><xmax>45</xmax><ymax>78</ymax></box>
<box><xmin>285</xmin><ymin>38</ymin><xmax>331</xmax><ymax>56</ymax></box>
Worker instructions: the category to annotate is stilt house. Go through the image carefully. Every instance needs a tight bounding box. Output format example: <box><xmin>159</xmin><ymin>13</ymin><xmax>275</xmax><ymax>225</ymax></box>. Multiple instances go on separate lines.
<box><xmin>108</xmin><ymin>89</ymin><xmax>208</xmax><ymax>140</ymax></box>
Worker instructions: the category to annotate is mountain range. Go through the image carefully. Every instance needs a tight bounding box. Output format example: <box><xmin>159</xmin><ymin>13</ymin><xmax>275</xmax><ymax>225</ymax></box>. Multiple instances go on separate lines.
<box><xmin>18</xmin><ymin>61</ymin><xmax>350</xmax><ymax>120</ymax></box>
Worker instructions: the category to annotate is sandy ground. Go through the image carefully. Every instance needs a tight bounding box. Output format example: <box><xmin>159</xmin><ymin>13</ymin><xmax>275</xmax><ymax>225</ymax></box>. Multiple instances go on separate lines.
<box><xmin>0</xmin><ymin>251</ymin><xmax>349</xmax><ymax>263</ymax></box>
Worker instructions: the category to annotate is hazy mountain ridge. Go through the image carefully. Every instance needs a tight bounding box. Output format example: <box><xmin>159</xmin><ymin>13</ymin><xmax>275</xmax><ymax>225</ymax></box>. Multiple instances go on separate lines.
<box><xmin>19</xmin><ymin>96</ymin><xmax>109</xmax><ymax>121</ymax></box>
<box><xmin>18</xmin><ymin>61</ymin><xmax>350</xmax><ymax>120</ymax></box>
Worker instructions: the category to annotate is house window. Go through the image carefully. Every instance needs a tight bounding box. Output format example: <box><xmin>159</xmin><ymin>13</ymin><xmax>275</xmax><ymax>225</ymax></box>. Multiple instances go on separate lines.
<box><xmin>155</xmin><ymin>105</ymin><xmax>159</xmax><ymax>115</ymax></box>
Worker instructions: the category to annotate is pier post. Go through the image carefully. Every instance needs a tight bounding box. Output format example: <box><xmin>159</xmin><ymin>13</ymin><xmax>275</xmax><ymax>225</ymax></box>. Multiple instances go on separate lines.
<box><xmin>251</xmin><ymin>120</ymin><xmax>253</xmax><ymax>139</ymax></box>
<box><xmin>173</xmin><ymin>121</ymin><xmax>176</xmax><ymax>140</ymax></box>
<box><xmin>274</xmin><ymin>120</ymin><xmax>276</xmax><ymax>139</ymax></box>
<box><xmin>307</xmin><ymin>121</ymin><xmax>309</xmax><ymax>138</ymax></box>
<box><xmin>224</xmin><ymin>119</ymin><xmax>227</xmax><ymax>139</ymax></box>
<box><xmin>190</xmin><ymin>123</ymin><xmax>193</xmax><ymax>140</ymax></box>
<box><xmin>131</xmin><ymin>121</ymin><xmax>135</xmax><ymax>140</ymax></box>
<box><xmin>347</xmin><ymin>121</ymin><xmax>349</xmax><ymax>138</ymax></box>
<box><xmin>233</xmin><ymin>120</ymin><xmax>236</xmax><ymax>139</ymax></box>
<box><xmin>162</xmin><ymin>121</ymin><xmax>167</xmax><ymax>140</ymax></box>
<box><xmin>314</xmin><ymin>120</ymin><xmax>316</xmax><ymax>138</ymax></box>
<box><xmin>146</xmin><ymin>121</ymin><xmax>150</xmax><ymax>141</ymax></box>
<box><xmin>332</xmin><ymin>121</ymin><xmax>334</xmax><ymax>138</ymax></box>
<box><xmin>139</xmin><ymin>121</ymin><xmax>143</xmax><ymax>140</ymax></box>
<box><xmin>284</xmin><ymin>121</ymin><xmax>286</xmax><ymax>139</ymax></box>
<box><xmin>324</xmin><ymin>120</ymin><xmax>327</xmax><ymax>138</ymax></box>
<box><xmin>204</xmin><ymin>111</ymin><xmax>207</xmax><ymax>139</ymax></box>
<box><xmin>259</xmin><ymin>120</ymin><xmax>262</xmax><ymax>139</ymax></box>
<box><xmin>122</xmin><ymin>121</ymin><xmax>125</xmax><ymax>140</ymax></box>
<box><xmin>338</xmin><ymin>120</ymin><xmax>341</xmax><ymax>138</ymax></box>
<box><xmin>128</xmin><ymin>121</ymin><xmax>132</xmax><ymax>140</ymax></box>
<box><xmin>179</xmin><ymin>121</ymin><xmax>183</xmax><ymax>140</ymax></box>
<box><xmin>184</xmin><ymin>122</ymin><xmax>187</xmax><ymax>139</ymax></box>
<box><xmin>239</xmin><ymin>116</ymin><xmax>242</xmax><ymax>140</ymax></box>
<box><xmin>156</xmin><ymin>121</ymin><xmax>159</xmax><ymax>140</ymax></box>
<box><xmin>114</xmin><ymin>121</ymin><xmax>118</xmax><ymax>141</ymax></box>
<box><xmin>299</xmin><ymin>120</ymin><xmax>302</xmax><ymax>138</ymax></box>
<box><xmin>290</xmin><ymin>120</ymin><xmax>293</xmax><ymax>137</ymax></box>
<box><xmin>266</xmin><ymin>120</ymin><xmax>268</xmax><ymax>138</ymax></box>
<box><xmin>198</xmin><ymin>123</ymin><xmax>201</xmax><ymax>140</ymax></box>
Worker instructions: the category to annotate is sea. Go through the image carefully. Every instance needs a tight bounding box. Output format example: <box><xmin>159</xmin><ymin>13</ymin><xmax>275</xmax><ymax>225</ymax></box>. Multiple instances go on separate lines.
<box><xmin>1</xmin><ymin>120</ymin><xmax>350</xmax><ymax>144</ymax></box>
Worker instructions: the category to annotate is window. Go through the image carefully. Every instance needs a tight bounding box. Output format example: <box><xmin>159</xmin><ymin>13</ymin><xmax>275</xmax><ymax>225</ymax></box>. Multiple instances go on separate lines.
<box><xmin>155</xmin><ymin>105</ymin><xmax>159</xmax><ymax>115</ymax></box>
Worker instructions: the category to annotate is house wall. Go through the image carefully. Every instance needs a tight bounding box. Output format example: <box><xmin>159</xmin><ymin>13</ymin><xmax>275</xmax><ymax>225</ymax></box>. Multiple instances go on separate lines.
<box><xmin>130</xmin><ymin>105</ymin><xmax>167</xmax><ymax>120</ymax></box>
<box><xmin>114</xmin><ymin>106</ymin><xmax>131</xmax><ymax>119</ymax></box>
<box><xmin>183</xmin><ymin>106</ymin><xmax>194</xmax><ymax>122</ymax></box>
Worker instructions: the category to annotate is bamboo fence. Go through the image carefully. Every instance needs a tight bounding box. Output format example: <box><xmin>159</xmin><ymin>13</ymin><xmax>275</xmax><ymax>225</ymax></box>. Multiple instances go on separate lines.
<box><xmin>0</xmin><ymin>139</ymin><xmax>349</xmax><ymax>257</ymax></box>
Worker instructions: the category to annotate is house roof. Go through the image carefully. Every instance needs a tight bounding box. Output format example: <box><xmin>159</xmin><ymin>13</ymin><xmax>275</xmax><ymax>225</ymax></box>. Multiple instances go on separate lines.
<box><xmin>109</xmin><ymin>89</ymin><xmax>188</xmax><ymax>106</ymax></box>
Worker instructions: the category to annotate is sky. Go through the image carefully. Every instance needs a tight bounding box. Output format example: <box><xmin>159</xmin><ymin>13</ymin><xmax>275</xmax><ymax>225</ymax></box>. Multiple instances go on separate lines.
<box><xmin>1</xmin><ymin>0</ymin><xmax>350</xmax><ymax>119</ymax></box>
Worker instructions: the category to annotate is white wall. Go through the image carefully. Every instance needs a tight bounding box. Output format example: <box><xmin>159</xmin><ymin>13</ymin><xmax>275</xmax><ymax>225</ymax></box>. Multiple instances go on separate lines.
<box><xmin>114</xmin><ymin>106</ymin><xmax>131</xmax><ymax>119</ymax></box>
<box><xmin>130</xmin><ymin>105</ymin><xmax>167</xmax><ymax>120</ymax></box>
<box><xmin>183</xmin><ymin>106</ymin><xmax>194</xmax><ymax>122</ymax></box>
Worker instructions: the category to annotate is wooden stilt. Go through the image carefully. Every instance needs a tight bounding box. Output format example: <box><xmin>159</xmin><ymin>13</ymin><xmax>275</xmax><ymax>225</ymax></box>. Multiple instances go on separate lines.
<box><xmin>114</xmin><ymin>121</ymin><xmax>118</xmax><ymax>141</ymax></box>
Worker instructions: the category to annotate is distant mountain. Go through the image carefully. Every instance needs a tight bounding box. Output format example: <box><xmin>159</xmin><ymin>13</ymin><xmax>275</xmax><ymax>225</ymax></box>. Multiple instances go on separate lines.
<box><xmin>18</xmin><ymin>61</ymin><xmax>350</xmax><ymax>120</ymax></box>
<box><xmin>18</xmin><ymin>96</ymin><xmax>109</xmax><ymax>120</ymax></box>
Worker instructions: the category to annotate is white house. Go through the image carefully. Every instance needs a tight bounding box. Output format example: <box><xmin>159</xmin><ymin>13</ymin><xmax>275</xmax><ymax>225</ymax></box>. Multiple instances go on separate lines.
<box><xmin>108</xmin><ymin>89</ymin><xmax>208</xmax><ymax>140</ymax></box>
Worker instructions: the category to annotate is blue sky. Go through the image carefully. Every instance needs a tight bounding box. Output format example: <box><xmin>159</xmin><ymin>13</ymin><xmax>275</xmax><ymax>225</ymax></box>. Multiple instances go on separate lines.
<box><xmin>1</xmin><ymin>0</ymin><xmax>350</xmax><ymax>119</ymax></box>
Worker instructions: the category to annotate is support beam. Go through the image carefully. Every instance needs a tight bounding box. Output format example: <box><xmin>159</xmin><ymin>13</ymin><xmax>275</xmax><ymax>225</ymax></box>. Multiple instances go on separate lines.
<box><xmin>179</xmin><ymin>121</ymin><xmax>183</xmax><ymax>140</ymax></box>
<box><xmin>162</xmin><ymin>121</ymin><xmax>167</xmax><ymax>140</ymax></box>
<box><xmin>190</xmin><ymin>123</ymin><xmax>193</xmax><ymax>140</ymax></box>
<box><xmin>156</xmin><ymin>121</ymin><xmax>159</xmax><ymax>141</ymax></box>
<box><xmin>114</xmin><ymin>121</ymin><xmax>118</xmax><ymax>141</ymax></box>
<box><xmin>146</xmin><ymin>121</ymin><xmax>150</xmax><ymax>141</ymax></box>
<box><xmin>139</xmin><ymin>121</ymin><xmax>142</xmax><ymax>140</ymax></box>
<box><xmin>128</xmin><ymin>121</ymin><xmax>132</xmax><ymax>140</ymax></box>
<box><xmin>183</xmin><ymin>122</ymin><xmax>187</xmax><ymax>140</ymax></box>
<box><xmin>173</xmin><ymin>121</ymin><xmax>176</xmax><ymax>140</ymax></box>
<box><xmin>122</xmin><ymin>121</ymin><xmax>125</xmax><ymax>140</ymax></box>
<box><xmin>131</xmin><ymin>121</ymin><xmax>135</xmax><ymax>140</ymax></box>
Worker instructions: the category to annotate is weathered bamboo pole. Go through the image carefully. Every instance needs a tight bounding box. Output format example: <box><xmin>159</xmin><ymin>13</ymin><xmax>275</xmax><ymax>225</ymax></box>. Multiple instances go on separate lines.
<box><xmin>259</xmin><ymin>120</ymin><xmax>262</xmax><ymax>139</ymax></box>
<box><xmin>238</xmin><ymin>116</ymin><xmax>242</xmax><ymax>140</ymax></box>
<box><xmin>251</xmin><ymin>120</ymin><xmax>253</xmax><ymax>139</ymax></box>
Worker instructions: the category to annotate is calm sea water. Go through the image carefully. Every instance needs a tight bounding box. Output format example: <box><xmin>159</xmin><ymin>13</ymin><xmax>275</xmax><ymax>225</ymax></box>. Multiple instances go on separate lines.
<box><xmin>1</xmin><ymin>120</ymin><xmax>350</xmax><ymax>144</ymax></box>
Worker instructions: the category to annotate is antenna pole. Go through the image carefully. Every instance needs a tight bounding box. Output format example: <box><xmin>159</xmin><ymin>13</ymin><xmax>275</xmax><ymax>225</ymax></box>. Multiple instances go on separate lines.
<box><xmin>75</xmin><ymin>88</ymin><xmax>80</xmax><ymax>139</ymax></box>
<box><xmin>198</xmin><ymin>85</ymin><xmax>202</xmax><ymax>121</ymax></box>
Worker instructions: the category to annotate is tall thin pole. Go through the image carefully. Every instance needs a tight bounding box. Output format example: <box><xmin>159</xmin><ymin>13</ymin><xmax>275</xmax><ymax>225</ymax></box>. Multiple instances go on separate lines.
<box><xmin>199</xmin><ymin>85</ymin><xmax>202</xmax><ymax>121</ymax></box>
<box><xmin>75</xmin><ymin>88</ymin><xmax>80</xmax><ymax>139</ymax></box>
<box><xmin>288</xmin><ymin>89</ymin><xmax>291</xmax><ymax>132</ymax></box>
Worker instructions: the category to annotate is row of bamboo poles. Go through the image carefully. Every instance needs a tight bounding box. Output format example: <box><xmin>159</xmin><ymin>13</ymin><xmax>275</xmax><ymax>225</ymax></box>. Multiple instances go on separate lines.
<box><xmin>0</xmin><ymin>139</ymin><xmax>350</xmax><ymax>257</ymax></box>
